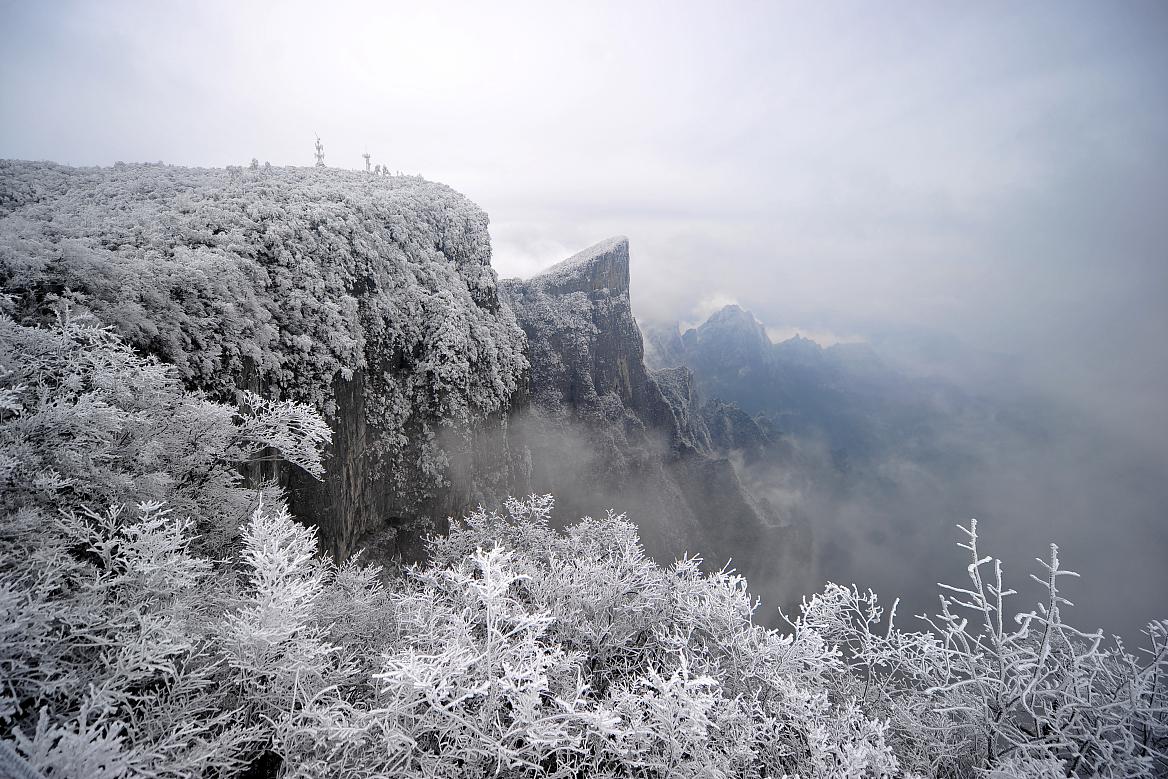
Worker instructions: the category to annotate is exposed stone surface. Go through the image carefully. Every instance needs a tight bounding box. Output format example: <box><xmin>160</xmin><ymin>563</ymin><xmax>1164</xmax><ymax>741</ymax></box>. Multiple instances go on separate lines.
<box><xmin>502</xmin><ymin>238</ymin><xmax>810</xmax><ymax>593</ymax></box>
<box><xmin>502</xmin><ymin>237</ymin><xmax>653</xmax><ymax>415</ymax></box>
<box><xmin>528</xmin><ymin>235</ymin><xmax>631</xmax><ymax>297</ymax></box>
<box><xmin>649</xmin><ymin>366</ymin><xmax>714</xmax><ymax>456</ymax></box>
<box><xmin>701</xmin><ymin>399</ymin><xmax>777</xmax><ymax>464</ymax></box>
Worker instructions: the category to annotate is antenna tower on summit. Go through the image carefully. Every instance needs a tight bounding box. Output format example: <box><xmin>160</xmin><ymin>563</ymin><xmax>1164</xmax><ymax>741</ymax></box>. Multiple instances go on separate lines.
<box><xmin>363</xmin><ymin>151</ymin><xmax>371</xmax><ymax>173</ymax></box>
<box><xmin>314</xmin><ymin>135</ymin><xmax>326</xmax><ymax>167</ymax></box>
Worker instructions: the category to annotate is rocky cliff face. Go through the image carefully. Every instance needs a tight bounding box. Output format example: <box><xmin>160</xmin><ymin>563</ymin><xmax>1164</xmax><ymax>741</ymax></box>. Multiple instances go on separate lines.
<box><xmin>502</xmin><ymin>238</ymin><xmax>809</xmax><ymax>593</ymax></box>
<box><xmin>501</xmin><ymin>236</ymin><xmax>654</xmax><ymax>417</ymax></box>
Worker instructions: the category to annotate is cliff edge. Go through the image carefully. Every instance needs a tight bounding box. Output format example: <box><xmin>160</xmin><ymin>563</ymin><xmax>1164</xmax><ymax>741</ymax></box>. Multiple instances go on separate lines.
<box><xmin>502</xmin><ymin>238</ymin><xmax>809</xmax><ymax>591</ymax></box>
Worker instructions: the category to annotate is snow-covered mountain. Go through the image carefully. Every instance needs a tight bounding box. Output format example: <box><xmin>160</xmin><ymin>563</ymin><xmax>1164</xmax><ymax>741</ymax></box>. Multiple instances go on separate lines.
<box><xmin>0</xmin><ymin>161</ymin><xmax>808</xmax><ymax>590</ymax></box>
<box><xmin>4</xmin><ymin>161</ymin><xmax>1164</xmax><ymax>778</ymax></box>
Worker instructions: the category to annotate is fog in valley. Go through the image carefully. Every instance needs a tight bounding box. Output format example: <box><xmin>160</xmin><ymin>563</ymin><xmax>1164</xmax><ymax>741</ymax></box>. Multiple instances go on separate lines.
<box><xmin>6</xmin><ymin>3</ymin><xmax>1168</xmax><ymax>775</ymax></box>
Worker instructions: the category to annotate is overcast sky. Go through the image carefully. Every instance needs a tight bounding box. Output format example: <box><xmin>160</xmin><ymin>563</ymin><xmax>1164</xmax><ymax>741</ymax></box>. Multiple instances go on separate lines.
<box><xmin>3</xmin><ymin>0</ymin><xmax>1166</xmax><ymax>439</ymax></box>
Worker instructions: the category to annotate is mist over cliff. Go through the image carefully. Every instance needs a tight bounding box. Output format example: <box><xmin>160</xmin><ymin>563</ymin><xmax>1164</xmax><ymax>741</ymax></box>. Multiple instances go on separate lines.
<box><xmin>2</xmin><ymin>158</ymin><xmax>1165</xmax><ymax>777</ymax></box>
<box><xmin>5</xmin><ymin>158</ymin><xmax>1160</xmax><ymax>643</ymax></box>
<box><xmin>0</xmin><ymin>162</ymin><xmax>809</xmax><ymax>601</ymax></box>
<box><xmin>644</xmin><ymin>305</ymin><xmax>1168</xmax><ymax>641</ymax></box>
<box><xmin>5</xmin><ymin>157</ymin><xmax>1161</xmax><ymax>645</ymax></box>
<box><xmin>500</xmin><ymin>237</ymin><xmax>809</xmax><ymax>603</ymax></box>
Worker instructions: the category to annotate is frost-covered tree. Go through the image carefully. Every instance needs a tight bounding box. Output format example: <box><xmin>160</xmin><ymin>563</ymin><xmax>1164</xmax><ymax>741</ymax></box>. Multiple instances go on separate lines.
<box><xmin>0</xmin><ymin>302</ymin><xmax>329</xmax><ymax>547</ymax></box>
<box><xmin>421</xmin><ymin>496</ymin><xmax>904</xmax><ymax>777</ymax></box>
<box><xmin>3</xmin><ymin>464</ymin><xmax>1165</xmax><ymax>777</ymax></box>
<box><xmin>0</xmin><ymin>160</ymin><xmax>528</xmax><ymax>555</ymax></box>
<box><xmin>793</xmin><ymin>520</ymin><xmax>1168</xmax><ymax>777</ymax></box>
<box><xmin>0</xmin><ymin>305</ymin><xmax>337</xmax><ymax>777</ymax></box>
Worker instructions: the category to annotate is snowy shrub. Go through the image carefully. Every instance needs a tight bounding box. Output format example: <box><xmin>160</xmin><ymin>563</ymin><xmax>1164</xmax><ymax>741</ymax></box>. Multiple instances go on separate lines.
<box><xmin>0</xmin><ymin>303</ymin><xmax>328</xmax><ymax>549</ymax></box>
<box><xmin>0</xmin><ymin>304</ymin><xmax>336</xmax><ymax>777</ymax></box>
<box><xmin>921</xmin><ymin>522</ymin><xmax>1168</xmax><ymax>776</ymax></box>
<box><xmin>3</xmin><ymin>485</ymin><xmax>1165</xmax><ymax>777</ymax></box>
<box><xmin>795</xmin><ymin>519</ymin><xmax>1168</xmax><ymax>777</ymax></box>
<box><xmin>0</xmin><ymin>497</ymin><xmax>258</xmax><ymax>778</ymax></box>
<box><xmin>0</xmin><ymin>291</ymin><xmax>1163</xmax><ymax>776</ymax></box>
<box><xmin>422</xmin><ymin>497</ymin><xmax>1165</xmax><ymax>777</ymax></box>
<box><xmin>425</xmin><ymin>496</ymin><xmax>904</xmax><ymax>778</ymax></box>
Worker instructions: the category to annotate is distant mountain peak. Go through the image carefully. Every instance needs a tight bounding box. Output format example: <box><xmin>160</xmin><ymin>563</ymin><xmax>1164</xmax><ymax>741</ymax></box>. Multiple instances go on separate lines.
<box><xmin>706</xmin><ymin>303</ymin><xmax>757</xmax><ymax>326</ymax></box>
<box><xmin>689</xmin><ymin>304</ymin><xmax>771</xmax><ymax>348</ymax></box>
<box><xmin>528</xmin><ymin>235</ymin><xmax>630</xmax><ymax>296</ymax></box>
<box><xmin>775</xmin><ymin>332</ymin><xmax>824</xmax><ymax>354</ymax></box>
<box><xmin>714</xmin><ymin>302</ymin><xmax>746</xmax><ymax>313</ymax></box>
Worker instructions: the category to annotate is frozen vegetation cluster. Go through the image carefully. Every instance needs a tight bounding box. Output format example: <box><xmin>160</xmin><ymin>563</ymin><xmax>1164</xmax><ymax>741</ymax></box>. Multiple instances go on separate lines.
<box><xmin>0</xmin><ymin>162</ymin><xmax>1165</xmax><ymax>777</ymax></box>
<box><xmin>0</xmin><ymin>271</ymin><xmax>1164</xmax><ymax>779</ymax></box>
<box><xmin>0</xmin><ymin>160</ymin><xmax>527</xmax><ymax>556</ymax></box>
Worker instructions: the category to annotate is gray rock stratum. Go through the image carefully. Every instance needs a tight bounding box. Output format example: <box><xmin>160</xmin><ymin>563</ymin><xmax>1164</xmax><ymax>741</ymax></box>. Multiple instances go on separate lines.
<box><xmin>502</xmin><ymin>237</ymin><xmax>809</xmax><ymax>594</ymax></box>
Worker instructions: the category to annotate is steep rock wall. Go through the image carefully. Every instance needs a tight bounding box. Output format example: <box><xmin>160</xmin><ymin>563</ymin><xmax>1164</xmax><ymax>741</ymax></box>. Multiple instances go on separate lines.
<box><xmin>502</xmin><ymin>238</ymin><xmax>810</xmax><ymax>592</ymax></box>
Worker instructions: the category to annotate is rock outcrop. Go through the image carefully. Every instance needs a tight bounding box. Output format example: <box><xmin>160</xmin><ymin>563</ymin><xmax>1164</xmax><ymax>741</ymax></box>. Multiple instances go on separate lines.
<box><xmin>502</xmin><ymin>236</ymin><xmax>655</xmax><ymax>417</ymax></box>
<box><xmin>502</xmin><ymin>238</ymin><xmax>809</xmax><ymax>592</ymax></box>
